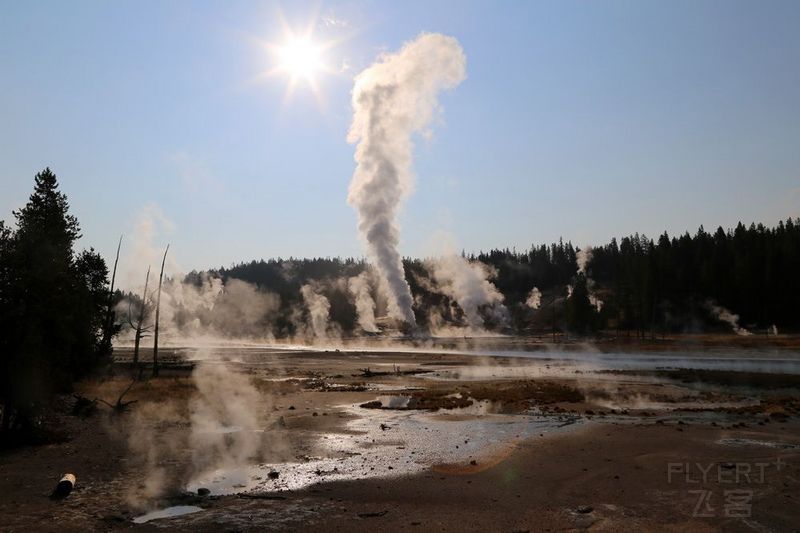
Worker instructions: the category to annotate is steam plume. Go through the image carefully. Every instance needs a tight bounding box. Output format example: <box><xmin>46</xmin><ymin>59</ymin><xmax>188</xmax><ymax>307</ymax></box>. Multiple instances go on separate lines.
<box><xmin>347</xmin><ymin>33</ymin><xmax>467</xmax><ymax>326</ymax></box>
<box><xmin>576</xmin><ymin>246</ymin><xmax>592</xmax><ymax>275</ymax></box>
<box><xmin>575</xmin><ymin>245</ymin><xmax>603</xmax><ymax>311</ymax></box>
<box><xmin>300</xmin><ymin>283</ymin><xmax>332</xmax><ymax>340</ymax></box>
<box><xmin>188</xmin><ymin>363</ymin><xmax>263</xmax><ymax>484</ymax></box>
<box><xmin>526</xmin><ymin>287</ymin><xmax>542</xmax><ymax>310</ymax></box>
<box><xmin>118</xmin><ymin>206</ymin><xmax>280</xmax><ymax>344</ymax></box>
<box><xmin>348</xmin><ymin>271</ymin><xmax>379</xmax><ymax>333</ymax></box>
<box><xmin>705</xmin><ymin>301</ymin><xmax>752</xmax><ymax>336</ymax></box>
<box><xmin>427</xmin><ymin>254</ymin><xmax>508</xmax><ymax>330</ymax></box>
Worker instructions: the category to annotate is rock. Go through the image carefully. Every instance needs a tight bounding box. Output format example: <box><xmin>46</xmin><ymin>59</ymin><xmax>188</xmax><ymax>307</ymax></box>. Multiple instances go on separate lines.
<box><xmin>470</xmin><ymin>460</ymin><xmax>477</xmax><ymax>466</ymax></box>
<box><xmin>197</xmin><ymin>487</ymin><xmax>211</xmax><ymax>496</ymax></box>
<box><xmin>576</xmin><ymin>505</ymin><xmax>594</xmax><ymax>514</ymax></box>
<box><xmin>268</xmin><ymin>471</ymin><xmax>280</xmax><ymax>480</ymax></box>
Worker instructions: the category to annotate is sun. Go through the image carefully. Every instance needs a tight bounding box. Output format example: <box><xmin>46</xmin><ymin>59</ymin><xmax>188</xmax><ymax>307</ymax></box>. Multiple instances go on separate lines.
<box><xmin>276</xmin><ymin>36</ymin><xmax>324</xmax><ymax>83</ymax></box>
<box><xmin>254</xmin><ymin>9</ymin><xmax>350</xmax><ymax>108</ymax></box>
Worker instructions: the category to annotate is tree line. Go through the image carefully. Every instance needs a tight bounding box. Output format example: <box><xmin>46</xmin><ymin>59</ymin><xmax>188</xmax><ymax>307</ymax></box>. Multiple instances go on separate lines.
<box><xmin>2</xmin><ymin>168</ymin><xmax>797</xmax><ymax>441</ymax></box>
<box><xmin>203</xmin><ymin>219</ymin><xmax>798</xmax><ymax>336</ymax></box>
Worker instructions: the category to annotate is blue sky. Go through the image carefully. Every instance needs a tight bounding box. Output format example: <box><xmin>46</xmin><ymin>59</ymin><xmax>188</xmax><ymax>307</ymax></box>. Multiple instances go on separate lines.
<box><xmin>1</xmin><ymin>0</ymin><xmax>799</xmax><ymax>272</ymax></box>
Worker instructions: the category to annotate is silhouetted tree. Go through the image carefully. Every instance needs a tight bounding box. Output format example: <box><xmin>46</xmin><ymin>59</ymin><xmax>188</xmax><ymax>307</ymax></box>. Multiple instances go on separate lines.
<box><xmin>565</xmin><ymin>275</ymin><xmax>598</xmax><ymax>334</ymax></box>
<box><xmin>0</xmin><ymin>169</ymin><xmax>109</xmax><ymax>438</ymax></box>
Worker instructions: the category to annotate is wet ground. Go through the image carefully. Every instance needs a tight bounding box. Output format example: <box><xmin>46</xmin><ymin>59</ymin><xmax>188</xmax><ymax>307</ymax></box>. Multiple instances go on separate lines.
<box><xmin>1</xmin><ymin>336</ymin><xmax>799</xmax><ymax>531</ymax></box>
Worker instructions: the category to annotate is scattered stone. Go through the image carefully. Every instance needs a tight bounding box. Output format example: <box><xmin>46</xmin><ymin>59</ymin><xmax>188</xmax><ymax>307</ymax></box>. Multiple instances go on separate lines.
<box><xmin>238</xmin><ymin>493</ymin><xmax>286</xmax><ymax>500</ymax></box>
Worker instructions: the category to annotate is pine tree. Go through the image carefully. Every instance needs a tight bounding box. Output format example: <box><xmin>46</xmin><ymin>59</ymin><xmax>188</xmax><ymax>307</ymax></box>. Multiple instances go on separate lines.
<box><xmin>0</xmin><ymin>169</ymin><xmax>109</xmax><ymax>437</ymax></box>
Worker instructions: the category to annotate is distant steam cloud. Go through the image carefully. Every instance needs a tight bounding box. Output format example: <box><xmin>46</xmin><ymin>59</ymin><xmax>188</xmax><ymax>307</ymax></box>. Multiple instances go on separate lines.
<box><xmin>347</xmin><ymin>33</ymin><xmax>467</xmax><ymax>326</ymax></box>
<box><xmin>427</xmin><ymin>254</ymin><xmax>508</xmax><ymax>331</ymax></box>
<box><xmin>348</xmin><ymin>271</ymin><xmax>379</xmax><ymax>333</ymax></box>
<box><xmin>122</xmin><ymin>203</ymin><xmax>177</xmax><ymax>289</ymax></box>
<box><xmin>526</xmin><ymin>287</ymin><xmax>542</xmax><ymax>310</ymax></box>
<box><xmin>575</xmin><ymin>245</ymin><xmax>603</xmax><ymax>312</ymax></box>
<box><xmin>705</xmin><ymin>300</ymin><xmax>752</xmax><ymax>336</ymax></box>
<box><xmin>576</xmin><ymin>246</ymin><xmax>592</xmax><ymax>275</ymax></box>
<box><xmin>300</xmin><ymin>283</ymin><xmax>333</xmax><ymax>340</ymax></box>
<box><xmin>118</xmin><ymin>206</ymin><xmax>280</xmax><ymax>344</ymax></box>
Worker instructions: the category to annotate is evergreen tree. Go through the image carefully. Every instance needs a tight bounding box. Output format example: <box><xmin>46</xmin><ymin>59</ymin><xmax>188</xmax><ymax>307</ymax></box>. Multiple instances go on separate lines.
<box><xmin>565</xmin><ymin>275</ymin><xmax>598</xmax><ymax>334</ymax></box>
<box><xmin>0</xmin><ymin>169</ymin><xmax>109</xmax><ymax>436</ymax></box>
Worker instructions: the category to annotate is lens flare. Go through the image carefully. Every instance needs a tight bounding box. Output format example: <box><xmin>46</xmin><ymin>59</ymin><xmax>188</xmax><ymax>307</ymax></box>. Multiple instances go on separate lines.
<box><xmin>276</xmin><ymin>36</ymin><xmax>323</xmax><ymax>83</ymax></box>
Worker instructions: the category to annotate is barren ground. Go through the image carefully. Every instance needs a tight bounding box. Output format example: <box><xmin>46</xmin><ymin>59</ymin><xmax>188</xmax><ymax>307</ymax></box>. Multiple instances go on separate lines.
<box><xmin>1</xmin><ymin>337</ymin><xmax>798</xmax><ymax>532</ymax></box>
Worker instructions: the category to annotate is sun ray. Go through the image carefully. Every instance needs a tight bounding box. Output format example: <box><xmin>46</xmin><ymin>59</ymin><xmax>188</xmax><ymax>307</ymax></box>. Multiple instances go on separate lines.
<box><xmin>241</xmin><ymin>4</ymin><xmax>354</xmax><ymax>113</ymax></box>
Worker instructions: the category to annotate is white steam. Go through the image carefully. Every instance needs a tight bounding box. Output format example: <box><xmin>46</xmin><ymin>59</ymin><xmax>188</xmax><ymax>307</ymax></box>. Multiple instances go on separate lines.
<box><xmin>427</xmin><ymin>254</ymin><xmax>508</xmax><ymax>331</ymax></box>
<box><xmin>300</xmin><ymin>283</ymin><xmax>332</xmax><ymax>340</ymax></box>
<box><xmin>576</xmin><ymin>246</ymin><xmax>592</xmax><ymax>275</ymax></box>
<box><xmin>348</xmin><ymin>271</ymin><xmax>379</xmax><ymax>333</ymax></box>
<box><xmin>575</xmin><ymin>245</ymin><xmax>603</xmax><ymax>312</ymax></box>
<box><xmin>705</xmin><ymin>301</ymin><xmax>752</xmax><ymax>336</ymax></box>
<box><xmin>526</xmin><ymin>287</ymin><xmax>542</xmax><ymax>310</ymax></box>
<box><xmin>117</xmin><ymin>206</ymin><xmax>280</xmax><ymax>344</ymax></box>
<box><xmin>347</xmin><ymin>33</ymin><xmax>467</xmax><ymax>326</ymax></box>
<box><xmin>188</xmin><ymin>363</ymin><xmax>264</xmax><ymax>486</ymax></box>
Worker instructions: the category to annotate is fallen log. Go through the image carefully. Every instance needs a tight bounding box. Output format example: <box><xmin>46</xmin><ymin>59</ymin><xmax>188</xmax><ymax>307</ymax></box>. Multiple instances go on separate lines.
<box><xmin>51</xmin><ymin>473</ymin><xmax>76</xmax><ymax>499</ymax></box>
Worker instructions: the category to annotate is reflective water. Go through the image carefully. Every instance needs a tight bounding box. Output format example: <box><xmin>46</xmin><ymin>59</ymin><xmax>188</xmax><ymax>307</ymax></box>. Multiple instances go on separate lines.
<box><xmin>186</xmin><ymin>403</ymin><xmax>580</xmax><ymax>495</ymax></box>
<box><xmin>133</xmin><ymin>505</ymin><xmax>204</xmax><ymax>524</ymax></box>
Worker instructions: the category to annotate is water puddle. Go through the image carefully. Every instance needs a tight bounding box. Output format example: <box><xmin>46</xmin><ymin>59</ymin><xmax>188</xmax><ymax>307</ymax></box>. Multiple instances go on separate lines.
<box><xmin>133</xmin><ymin>505</ymin><xmax>204</xmax><ymax>524</ymax></box>
<box><xmin>186</xmin><ymin>404</ymin><xmax>581</xmax><ymax>495</ymax></box>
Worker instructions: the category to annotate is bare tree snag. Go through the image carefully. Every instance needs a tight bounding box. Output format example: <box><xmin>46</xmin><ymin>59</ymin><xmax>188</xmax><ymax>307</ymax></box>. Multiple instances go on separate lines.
<box><xmin>100</xmin><ymin>235</ymin><xmax>123</xmax><ymax>357</ymax></box>
<box><xmin>153</xmin><ymin>244</ymin><xmax>169</xmax><ymax>378</ymax></box>
<box><xmin>128</xmin><ymin>266</ymin><xmax>151</xmax><ymax>369</ymax></box>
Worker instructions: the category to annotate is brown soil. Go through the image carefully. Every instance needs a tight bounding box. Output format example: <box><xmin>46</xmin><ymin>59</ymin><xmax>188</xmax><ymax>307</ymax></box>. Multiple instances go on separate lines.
<box><xmin>0</xmin><ymin>344</ymin><xmax>798</xmax><ymax>532</ymax></box>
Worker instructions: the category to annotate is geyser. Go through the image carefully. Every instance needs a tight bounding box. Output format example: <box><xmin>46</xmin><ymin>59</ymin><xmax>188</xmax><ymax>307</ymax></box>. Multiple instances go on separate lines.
<box><xmin>347</xmin><ymin>33</ymin><xmax>467</xmax><ymax>327</ymax></box>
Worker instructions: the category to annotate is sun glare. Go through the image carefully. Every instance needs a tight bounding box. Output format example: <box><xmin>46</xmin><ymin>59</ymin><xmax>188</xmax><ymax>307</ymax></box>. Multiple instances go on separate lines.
<box><xmin>257</xmin><ymin>10</ymin><xmax>348</xmax><ymax>108</ymax></box>
<box><xmin>277</xmin><ymin>37</ymin><xmax>323</xmax><ymax>82</ymax></box>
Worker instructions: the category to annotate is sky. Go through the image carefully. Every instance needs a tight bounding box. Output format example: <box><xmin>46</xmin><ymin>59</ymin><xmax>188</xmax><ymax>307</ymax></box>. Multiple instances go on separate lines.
<box><xmin>1</xmin><ymin>0</ymin><xmax>799</xmax><ymax>275</ymax></box>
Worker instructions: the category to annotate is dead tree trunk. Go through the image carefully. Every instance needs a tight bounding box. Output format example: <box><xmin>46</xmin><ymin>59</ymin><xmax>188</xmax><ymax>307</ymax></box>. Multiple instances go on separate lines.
<box><xmin>130</xmin><ymin>267</ymin><xmax>151</xmax><ymax>369</ymax></box>
<box><xmin>152</xmin><ymin>244</ymin><xmax>169</xmax><ymax>378</ymax></box>
<box><xmin>100</xmin><ymin>235</ymin><xmax>123</xmax><ymax>358</ymax></box>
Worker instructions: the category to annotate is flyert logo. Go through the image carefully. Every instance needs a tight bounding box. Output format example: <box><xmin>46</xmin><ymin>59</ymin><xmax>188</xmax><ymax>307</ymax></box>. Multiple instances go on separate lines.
<box><xmin>666</xmin><ymin>458</ymin><xmax>791</xmax><ymax>518</ymax></box>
